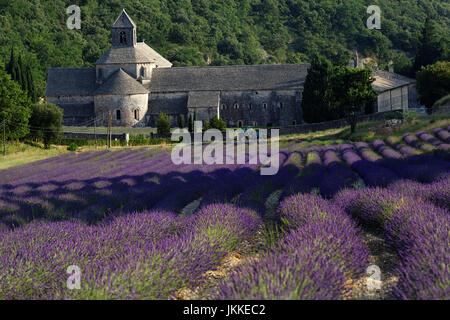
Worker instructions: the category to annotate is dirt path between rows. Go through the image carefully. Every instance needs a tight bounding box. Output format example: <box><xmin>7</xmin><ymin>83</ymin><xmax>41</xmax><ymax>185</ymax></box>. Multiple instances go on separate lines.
<box><xmin>345</xmin><ymin>228</ymin><xmax>399</xmax><ymax>300</ymax></box>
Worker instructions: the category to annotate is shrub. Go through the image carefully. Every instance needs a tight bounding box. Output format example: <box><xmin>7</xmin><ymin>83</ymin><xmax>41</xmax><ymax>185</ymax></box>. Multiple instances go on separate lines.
<box><xmin>67</xmin><ymin>142</ymin><xmax>78</xmax><ymax>152</ymax></box>
<box><xmin>156</xmin><ymin>112</ymin><xmax>170</xmax><ymax>134</ymax></box>
<box><xmin>209</xmin><ymin>116</ymin><xmax>226</xmax><ymax>131</ymax></box>
<box><xmin>403</xmin><ymin>110</ymin><xmax>419</xmax><ymax>122</ymax></box>
<box><xmin>384</xmin><ymin>111</ymin><xmax>404</xmax><ymax>121</ymax></box>
<box><xmin>203</xmin><ymin>120</ymin><xmax>210</xmax><ymax>131</ymax></box>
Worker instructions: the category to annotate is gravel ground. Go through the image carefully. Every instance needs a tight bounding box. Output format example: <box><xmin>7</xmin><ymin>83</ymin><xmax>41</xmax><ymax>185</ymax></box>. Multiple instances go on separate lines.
<box><xmin>345</xmin><ymin>227</ymin><xmax>399</xmax><ymax>300</ymax></box>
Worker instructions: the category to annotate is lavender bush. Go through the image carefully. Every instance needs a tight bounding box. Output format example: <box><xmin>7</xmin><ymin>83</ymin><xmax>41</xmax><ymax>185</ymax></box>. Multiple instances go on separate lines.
<box><xmin>335</xmin><ymin>188</ymin><xmax>449</xmax><ymax>299</ymax></box>
<box><xmin>216</xmin><ymin>194</ymin><xmax>369</xmax><ymax>300</ymax></box>
<box><xmin>0</xmin><ymin>204</ymin><xmax>260</xmax><ymax>299</ymax></box>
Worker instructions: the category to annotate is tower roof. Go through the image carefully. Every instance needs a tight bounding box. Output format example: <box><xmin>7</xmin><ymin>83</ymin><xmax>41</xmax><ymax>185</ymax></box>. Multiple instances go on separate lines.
<box><xmin>94</xmin><ymin>69</ymin><xmax>149</xmax><ymax>95</ymax></box>
<box><xmin>112</xmin><ymin>9</ymin><xmax>136</xmax><ymax>29</ymax></box>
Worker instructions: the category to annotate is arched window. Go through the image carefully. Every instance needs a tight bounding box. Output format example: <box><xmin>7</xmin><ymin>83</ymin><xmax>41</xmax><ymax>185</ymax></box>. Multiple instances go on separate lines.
<box><xmin>279</xmin><ymin>102</ymin><xmax>283</xmax><ymax>109</ymax></box>
<box><xmin>292</xmin><ymin>120</ymin><xmax>297</xmax><ymax>126</ymax></box>
<box><xmin>140</xmin><ymin>66</ymin><xmax>145</xmax><ymax>77</ymax></box>
<box><xmin>120</xmin><ymin>31</ymin><xmax>127</xmax><ymax>44</ymax></box>
<box><xmin>116</xmin><ymin>110</ymin><xmax>121</xmax><ymax>120</ymax></box>
<box><xmin>234</xmin><ymin>102</ymin><xmax>239</xmax><ymax>109</ymax></box>
<box><xmin>249</xmin><ymin>103</ymin><xmax>252</xmax><ymax>110</ymax></box>
<box><xmin>134</xmin><ymin>109</ymin><xmax>140</xmax><ymax>120</ymax></box>
<box><xmin>263</xmin><ymin>102</ymin><xmax>268</xmax><ymax>109</ymax></box>
<box><xmin>222</xmin><ymin>104</ymin><xmax>227</xmax><ymax>110</ymax></box>
<box><xmin>237</xmin><ymin>120</ymin><xmax>243</xmax><ymax>128</ymax></box>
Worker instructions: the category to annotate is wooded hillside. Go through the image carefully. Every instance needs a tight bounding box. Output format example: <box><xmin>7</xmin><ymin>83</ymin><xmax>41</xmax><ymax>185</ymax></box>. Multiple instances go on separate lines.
<box><xmin>1</xmin><ymin>0</ymin><xmax>449</xmax><ymax>97</ymax></box>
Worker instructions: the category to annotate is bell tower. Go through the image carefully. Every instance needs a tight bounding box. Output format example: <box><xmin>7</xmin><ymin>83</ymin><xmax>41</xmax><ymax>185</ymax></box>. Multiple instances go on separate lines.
<box><xmin>112</xmin><ymin>9</ymin><xmax>136</xmax><ymax>47</ymax></box>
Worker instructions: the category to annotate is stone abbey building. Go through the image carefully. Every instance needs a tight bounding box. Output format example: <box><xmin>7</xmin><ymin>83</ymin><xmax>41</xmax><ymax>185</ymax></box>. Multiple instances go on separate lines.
<box><xmin>46</xmin><ymin>10</ymin><xmax>415</xmax><ymax>128</ymax></box>
<box><xmin>46</xmin><ymin>9</ymin><xmax>308</xmax><ymax>128</ymax></box>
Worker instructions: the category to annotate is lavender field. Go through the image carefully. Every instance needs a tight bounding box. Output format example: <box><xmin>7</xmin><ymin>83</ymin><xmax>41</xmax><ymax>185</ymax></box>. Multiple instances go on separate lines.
<box><xmin>0</xmin><ymin>128</ymin><xmax>449</xmax><ymax>300</ymax></box>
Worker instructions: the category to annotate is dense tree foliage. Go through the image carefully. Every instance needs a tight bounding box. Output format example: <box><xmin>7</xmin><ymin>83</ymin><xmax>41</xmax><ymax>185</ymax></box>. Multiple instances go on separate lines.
<box><xmin>28</xmin><ymin>102</ymin><xmax>63</xmax><ymax>148</ymax></box>
<box><xmin>1</xmin><ymin>0</ymin><xmax>448</xmax><ymax>98</ymax></box>
<box><xmin>301</xmin><ymin>55</ymin><xmax>334</xmax><ymax>123</ymax></box>
<box><xmin>301</xmin><ymin>58</ymin><xmax>377</xmax><ymax>130</ymax></box>
<box><xmin>0</xmin><ymin>65</ymin><xmax>31</xmax><ymax>140</ymax></box>
<box><xmin>412</xmin><ymin>16</ymin><xmax>445</xmax><ymax>75</ymax></box>
<box><xmin>6</xmin><ymin>47</ymin><xmax>38</xmax><ymax>103</ymax></box>
<box><xmin>416</xmin><ymin>61</ymin><xmax>450</xmax><ymax>111</ymax></box>
<box><xmin>332</xmin><ymin>67</ymin><xmax>378</xmax><ymax>133</ymax></box>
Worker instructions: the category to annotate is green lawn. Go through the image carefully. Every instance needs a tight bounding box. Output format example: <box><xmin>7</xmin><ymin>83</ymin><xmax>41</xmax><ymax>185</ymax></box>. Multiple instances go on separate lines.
<box><xmin>0</xmin><ymin>141</ymin><xmax>68</xmax><ymax>171</ymax></box>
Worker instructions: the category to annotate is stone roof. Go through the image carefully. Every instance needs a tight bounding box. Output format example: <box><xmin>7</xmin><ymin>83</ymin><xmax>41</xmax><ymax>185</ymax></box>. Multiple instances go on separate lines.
<box><xmin>148</xmin><ymin>64</ymin><xmax>310</xmax><ymax>92</ymax></box>
<box><xmin>96</xmin><ymin>45</ymin><xmax>155</xmax><ymax>65</ymax></box>
<box><xmin>95</xmin><ymin>42</ymin><xmax>171</xmax><ymax>66</ymax></box>
<box><xmin>187</xmin><ymin>91</ymin><xmax>220</xmax><ymax>108</ymax></box>
<box><xmin>148</xmin><ymin>95</ymin><xmax>188</xmax><ymax>115</ymax></box>
<box><xmin>136</xmin><ymin>43</ymin><xmax>172</xmax><ymax>68</ymax></box>
<box><xmin>112</xmin><ymin>9</ymin><xmax>136</xmax><ymax>29</ymax></box>
<box><xmin>94</xmin><ymin>69</ymin><xmax>149</xmax><ymax>95</ymax></box>
<box><xmin>372</xmin><ymin>70</ymin><xmax>416</xmax><ymax>92</ymax></box>
<box><xmin>46</xmin><ymin>68</ymin><xmax>97</xmax><ymax>96</ymax></box>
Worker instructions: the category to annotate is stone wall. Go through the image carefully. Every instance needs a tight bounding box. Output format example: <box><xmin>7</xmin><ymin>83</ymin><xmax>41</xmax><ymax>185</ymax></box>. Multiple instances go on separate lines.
<box><xmin>188</xmin><ymin>107</ymin><xmax>218</xmax><ymax>123</ymax></box>
<box><xmin>94</xmin><ymin>93</ymin><xmax>149</xmax><ymax>127</ymax></box>
<box><xmin>47</xmin><ymin>95</ymin><xmax>95</xmax><ymax>126</ymax></box>
<box><xmin>147</xmin><ymin>92</ymin><xmax>188</xmax><ymax>127</ymax></box>
<box><xmin>219</xmin><ymin>90</ymin><xmax>303</xmax><ymax>127</ymax></box>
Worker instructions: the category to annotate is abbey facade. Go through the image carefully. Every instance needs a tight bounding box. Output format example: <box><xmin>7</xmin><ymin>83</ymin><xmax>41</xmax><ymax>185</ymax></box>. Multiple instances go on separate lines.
<box><xmin>46</xmin><ymin>10</ymin><xmax>307</xmax><ymax>128</ymax></box>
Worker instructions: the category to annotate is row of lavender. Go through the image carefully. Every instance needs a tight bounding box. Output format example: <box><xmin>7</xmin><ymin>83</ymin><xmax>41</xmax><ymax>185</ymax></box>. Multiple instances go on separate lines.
<box><xmin>217</xmin><ymin>193</ymin><xmax>369</xmax><ymax>299</ymax></box>
<box><xmin>0</xmin><ymin>128</ymin><xmax>448</xmax><ymax>228</ymax></box>
<box><xmin>0</xmin><ymin>128</ymin><xmax>448</xmax><ymax>299</ymax></box>
<box><xmin>217</xmin><ymin>176</ymin><xmax>449</xmax><ymax>300</ymax></box>
<box><xmin>336</xmin><ymin>180</ymin><xmax>449</xmax><ymax>299</ymax></box>
<box><xmin>0</xmin><ymin>148</ymin><xmax>263</xmax><ymax>228</ymax></box>
<box><xmin>216</xmin><ymin>128</ymin><xmax>449</xmax><ymax>300</ymax></box>
<box><xmin>0</xmin><ymin>204</ymin><xmax>260</xmax><ymax>299</ymax></box>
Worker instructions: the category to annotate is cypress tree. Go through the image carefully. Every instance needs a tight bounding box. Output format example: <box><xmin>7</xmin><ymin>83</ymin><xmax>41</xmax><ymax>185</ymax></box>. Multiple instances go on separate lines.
<box><xmin>301</xmin><ymin>55</ymin><xmax>334</xmax><ymax>123</ymax></box>
<box><xmin>26</xmin><ymin>64</ymin><xmax>37</xmax><ymax>102</ymax></box>
<box><xmin>188</xmin><ymin>114</ymin><xmax>193</xmax><ymax>132</ymax></box>
<box><xmin>17</xmin><ymin>55</ymin><xmax>26</xmax><ymax>93</ymax></box>
<box><xmin>413</xmin><ymin>16</ymin><xmax>441</xmax><ymax>74</ymax></box>
<box><xmin>6</xmin><ymin>47</ymin><xmax>15</xmax><ymax>76</ymax></box>
<box><xmin>178</xmin><ymin>114</ymin><xmax>184</xmax><ymax>128</ymax></box>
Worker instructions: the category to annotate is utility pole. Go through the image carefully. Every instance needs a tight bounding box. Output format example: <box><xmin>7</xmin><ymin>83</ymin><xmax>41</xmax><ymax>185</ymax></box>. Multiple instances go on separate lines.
<box><xmin>108</xmin><ymin>111</ymin><xmax>112</xmax><ymax>149</ymax></box>
<box><xmin>93</xmin><ymin>116</ymin><xmax>97</xmax><ymax>149</ymax></box>
<box><xmin>2</xmin><ymin>120</ymin><xmax>5</xmax><ymax>156</ymax></box>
